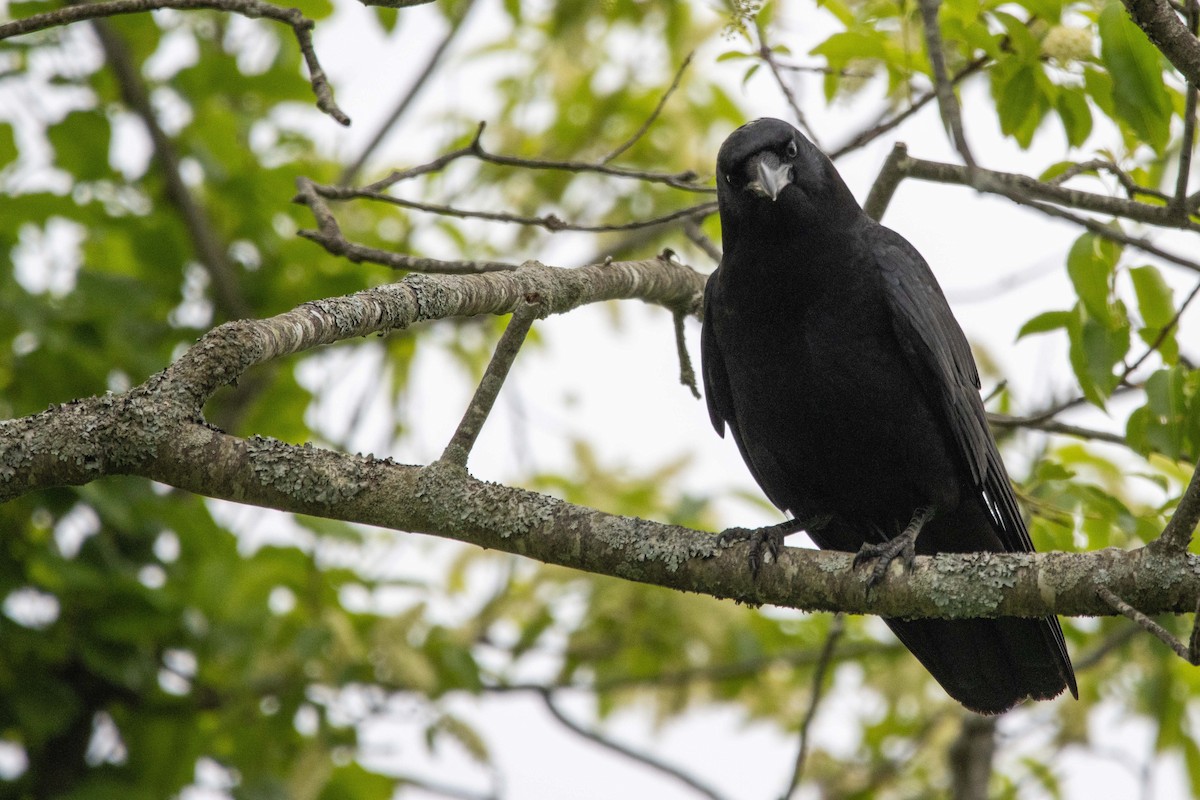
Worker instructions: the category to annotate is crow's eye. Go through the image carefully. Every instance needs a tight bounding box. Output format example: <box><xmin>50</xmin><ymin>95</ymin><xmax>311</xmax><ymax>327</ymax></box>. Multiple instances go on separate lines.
<box><xmin>725</xmin><ymin>173</ymin><xmax>732</xmax><ymax>185</ymax></box>
<box><xmin>786</xmin><ymin>140</ymin><xmax>798</xmax><ymax>159</ymax></box>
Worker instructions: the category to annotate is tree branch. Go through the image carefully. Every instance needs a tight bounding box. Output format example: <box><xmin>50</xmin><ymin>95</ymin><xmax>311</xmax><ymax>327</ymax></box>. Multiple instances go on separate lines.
<box><xmin>339</xmin><ymin>0</ymin><xmax>477</xmax><ymax>184</ymax></box>
<box><xmin>601</xmin><ymin>51</ymin><xmax>694</xmax><ymax>164</ymax></box>
<box><xmin>0</xmin><ymin>0</ymin><xmax>348</xmax><ymax>124</ymax></box>
<box><xmin>781</xmin><ymin>614</ymin><xmax>843</xmax><ymax>800</ymax></box>
<box><xmin>915</xmin><ymin>0</ymin><xmax>976</xmax><ymax>167</ymax></box>
<box><xmin>2</xmin><ymin>261</ymin><xmax>1199</xmax><ymax>623</ymax></box>
<box><xmin>1122</xmin><ymin>0</ymin><xmax>1200</xmax><ymax>87</ymax></box>
<box><xmin>441</xmin><ymin>296</ymin><xmax>541</xmax><ymax>466</ymax></box>
<box><xmin>539</xmin><ymin>691</ymin><xmax>729</xmax><ymax>800</ymax></box>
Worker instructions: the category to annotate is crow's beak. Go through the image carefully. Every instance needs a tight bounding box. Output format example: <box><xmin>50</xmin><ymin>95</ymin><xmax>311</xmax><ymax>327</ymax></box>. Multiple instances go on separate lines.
<box><xmin>747</xmin><ymin>153</ymin><xmax>792</xmax><ymax>202</ymax></box>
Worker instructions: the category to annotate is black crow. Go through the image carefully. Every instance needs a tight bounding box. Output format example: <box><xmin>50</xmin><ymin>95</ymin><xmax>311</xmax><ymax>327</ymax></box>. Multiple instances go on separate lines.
<box><xmin>701</xmin><ymin>118</ymin><xmax>1077</xmax><ymax>714</ymax></box>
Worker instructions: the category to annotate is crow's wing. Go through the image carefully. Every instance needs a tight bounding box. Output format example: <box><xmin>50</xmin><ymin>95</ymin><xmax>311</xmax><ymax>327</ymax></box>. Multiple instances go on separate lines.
<box><xmin>702</xmin><ymin>273</ymin><xmax>735</xmax><ymax>438</ymax></box>
<box><xmin>872</xmin><ymin>226</ymin><xmax>1034</xmax><ymax>554</ymax></box>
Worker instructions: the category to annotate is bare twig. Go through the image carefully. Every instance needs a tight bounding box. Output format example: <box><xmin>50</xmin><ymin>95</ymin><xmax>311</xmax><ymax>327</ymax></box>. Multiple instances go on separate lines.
<box><xmin>1153</xmin><ymin>457</ymin><xmax>1200</xmax><ymax>552</ymax></box>
<box><xmin>294</xmin><ymin>177</ymin><xmax>517</xmax><ymax>272</ymax></box>
<box><xmin>1048</xmin><ymin>159</ymin><xmax>1172</xmax><ymax>203</ymax></box>
<box><xmin>863</xmin><ymin>142</ymin><xmax>910</xmax><ymax>222</ymax></box>
<box><xmin>441</xmin><ymin>296</ymin><xmax>541</xmax><ymax>466</ymax></box>
<box><xmin>829</xmin><ymin>55</ymin><xmax>988</xmax><ymax>161</ymax></box>
<box><xmin>602</xmin><ymin>51</ymin><xmax>694</xmax><ymax>164</ymax></box>
<box><xmin>340</xmin><ymin>0</ymin><xmax>477</xmax><ymax>184</ymax></box>
<box><xmin>1122</xmin><ymin>0</ymin><xmax>1200</xmax><ymax>88</ymax></box>
<box><xmin>915</xmin><ymin>0</ymin><xmax>975</xmax><ymax>167</ymax></box>
<box><xmin>682</xmin><ymin>218</ymin><xmax>722</xmax><ymax>264</ymax></box>
<box><xmin>1118</xmin><ymin>278</ymin><xmax>1200</xmax><ymax>383</ymax></box>
<box><xmin>313</xmin><ymin>179</ymin><xmax>720</xmax><ymax>233</ymax></box>
<box><xmin>782</xmin><ymin>614</ymin><xmax>844</xmax><ymax>800</ymax></box>
<box><xmin>0</xmin><ymin>0</ymin><xmax>348</xmax><ymax>124</ymax></box>
<box><xmin>988</xmin><ymin>413</ymin><xmax>1130</xmax><ymax>447</ymax></box>
<box><xmin>1172</xmin><ymin>0</ymin><xmax>1199</xmax><ymax>214</ymax></box>
<box><xmin>1097</xmin><ymin>585</ymin><xmax>1197</xmax><ymax>663</ymax></box>
<box><xmin>539</xmin><ymin>691</ymin><xmax>729</xmax><ymax>800</ymax></box>
<box><xmin>755</xmin><ymin>19</ymin><xmax>820</xmax><ymax>147</ymax></box>
<box><xmin>673</xmin><ymin>307</ymin><xmax>701</xmax><ymax>399</ymax></box>
<box><xmin>894</xmin><ymin>151</ymin><xmax>1200</xmax><ymax>234</ymax></box>
<box><xmin>366</xmin><ymin>121</ymin><xmax>712</xmax><ymax>194</ymax></box>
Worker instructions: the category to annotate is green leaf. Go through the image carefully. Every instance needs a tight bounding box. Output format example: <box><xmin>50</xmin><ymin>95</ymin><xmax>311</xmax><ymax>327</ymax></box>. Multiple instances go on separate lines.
<box><xmin>318</xmin><ymin>764</ymin><xmax>395</xmax><ymax>800</ymax></box>
<box><xmin>1055</xmin><ymin>87</ymin><xmax>1093</xmax><ymax>148</ymax></box>
<box><xmin>1129</xmin><ymin>264</ymin><xmax>1178</xmax><ymax>364</ymax></box>
<box><xmin>1066</xmin><ymin>232</ymin><xmax>1121</xmax><ymax>324</ymax></box>
<box><xmin>1098</xmin><ymin>1</ymin><xmax>1172</xmax><ymax>152</ymax></box>
<box><xmin>1017</xmin><ymin>309</ymin><xmax>1072</xmax><ymax>339</ymax></box>
<box><xmin>990</xmin><ymin>59</ymin><xmax>1051</xmax><ymax>147</ymax></box>
<box><xmin>1067</xmin><ymin>302</ymin><xmax>1130</xmax><ymax>407</ymax></box>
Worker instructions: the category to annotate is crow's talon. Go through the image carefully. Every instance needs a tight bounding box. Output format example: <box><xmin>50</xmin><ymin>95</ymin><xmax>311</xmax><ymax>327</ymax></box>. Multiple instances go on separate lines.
<box><xmin>851</xmin><ymin>505</ymin><xmax>933</xmax><ymax>588</ymax></box>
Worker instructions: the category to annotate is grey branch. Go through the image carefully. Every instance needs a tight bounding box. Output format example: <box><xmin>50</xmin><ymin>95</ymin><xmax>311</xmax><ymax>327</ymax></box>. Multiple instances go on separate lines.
<box><xmin>916</xmin><ymin>0</ymin><xmax>976</xmax><ymax>167</ymax></box>
<box><xmin>340</xmin><ymin>0</ymin><xmax>477</xmax><ymax>184</ymax></box>
<box><xmin>2</xmin><ymin>259</ymin><xmax>1199</xmax><ymax>623</ymax></box>
<box><xmin>1096</xmin><ymin>585</ymin><xmax>1197</xmax><ymax>663</ymax></box>
<box><xmin>441</xmin><ymin>296</ymin><xmax>541</xmax><ymax>466</ymax></box>
<box><xmin>539</xmin><ymin>691</ymin><xmax>728</xmax><ymax>800</ymax></box>
<box><xmin>602</xmin><ymin>51</ymin><xmax>694</xmax><ymax>165</ymax></box>
<box><xmin>294</xmin><ymin>177</ymin><xmax>518</xmax><ymax>273</ymax></box>
<box><xmin>782</xmin><ymin>614</ymin><xmax>843</xmax><ymax>800</ymax></box>
<box><xmin>365</xmin><ymin>121</ymin><xmax>713</xmax><ymax>194</ymax></box>
<box><xmin>1122</xmin><ymin>0</ymin><xmax>1200</xmax><ymax>88</ymax></box>
<box><xmin>0</xmin><ymin>0</ymin><xmax>349</xmax><ymax>125</ymax></box>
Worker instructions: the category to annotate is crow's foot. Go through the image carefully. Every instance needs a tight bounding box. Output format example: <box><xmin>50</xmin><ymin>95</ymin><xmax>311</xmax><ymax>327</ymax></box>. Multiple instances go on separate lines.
<box><xmin>719</xmin><ymin>514</ymin><xmax>832</xmax><ymax>578</ymax></box>
<box><xmin>853</xmin><ymin>505</ymin><xmax>935</xmax><ymax>587</ymax></box>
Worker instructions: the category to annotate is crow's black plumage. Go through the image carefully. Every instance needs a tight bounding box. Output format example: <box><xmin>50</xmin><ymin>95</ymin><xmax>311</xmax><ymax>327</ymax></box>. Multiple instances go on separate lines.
<box><xmin>701</xmin><ymin>118</ymin><xmax>1077</xmax><ymax>715</ymax></box>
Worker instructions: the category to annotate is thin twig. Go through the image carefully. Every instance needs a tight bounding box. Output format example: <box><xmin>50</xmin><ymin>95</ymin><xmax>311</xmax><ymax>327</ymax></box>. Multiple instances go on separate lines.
<box><xmin>755</xmin><ymin>19</ymin><xmax>820</xmax><ymax>147</ymax></box>
<box><xmin>781</xmin><ymin>614</ymin><xmax>844</xmax><ymax>800</ymax></box>
<box><xmin>863</xmin><ymin>142</ymin><xmax>910</xmax><ymax>221</ymax></box>
<box><xmin>895</xmin><ymin>147</ymin><xmax>1200</xmax><ymax>234</ymax></box>
<box><xmin>988</xmin><ymin>413</ymin><xmax>1130</xmax><ymax>447</ymax></box>
<box><xmin>1172</xmin><ymin>0</ymin><xmax>1199</xmax><ymax>214</ymax></box>
<box><xmin>340</xmin><ymin>0</ymin><xmax>477</xmax><ymax>184</ymax></box>
<box><xmin>1118</xmin><ymin>278</ymin><xmax>1200</xmax><ymax>383</ymax></box>
<box><xmin>1097</xmin><ymin>585</ymin><xmax>1196</xmax><ymax>663</ymax></box>
<box><xmin>1154</xmin><ymin>456</ymin><xmax>1200</xmax><ymax>552</ymax></box>
<box><xmin>682</xmin><ymin>218</ymin><xmax>722</xmax><ymax>264</ymax></box>
<box><xmin>294</xmin><ymin>177</ymin><xmax>516</xmax><ymax>272</ymax></box>
<box><xmin>314</xmin><ymin>180</ymin><xmax>719</xmax><ymax>233</ymax></box>
<box><xmin>441</xmin><ymin>296</ymin><xmax>541</xmax><ymax>466</ymax></box>
<box><xmin>539</xmin><ymin>690</ymin><xmax>729</xmax><ymax>800</ymax></box>
<box><xmin>366</xmin><ymin>121</ymin><xmax>712</xmax><ymax>194</ymax></box>
<box><xmin>0</xmin><ymin>0</ymin><xmax>349</xmax><ymax>124</ymax></box>
<box><xmin>829</xmin><ymin>55</ymin><xmax>988</xmax><ymax>161</ymax></box>
<box><xmin>1048</xmin><ymin>159</ymin><xmax>1172</xmax><ymax>203</ymax></box>
<box><xmin>673</xmin><ymin>307</ymin><xmax>700</xmax><ymax>399</ymax></box>
<box><xmin>915</xmin><ymin>0</ymin><xmax>975</xmax><ymax>167</ymax></box>
<box><xmin>601</xmin><ymin>51</ymin><xmax>693</xmax><ymax>164</ymax></box>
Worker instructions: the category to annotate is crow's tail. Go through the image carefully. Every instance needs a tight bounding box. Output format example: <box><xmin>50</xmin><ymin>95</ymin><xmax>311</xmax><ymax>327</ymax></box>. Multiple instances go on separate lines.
<box><xmin>883</xmin><ymin>616</ymin><xmax>1078</xmax><ymax>715</ymax></box>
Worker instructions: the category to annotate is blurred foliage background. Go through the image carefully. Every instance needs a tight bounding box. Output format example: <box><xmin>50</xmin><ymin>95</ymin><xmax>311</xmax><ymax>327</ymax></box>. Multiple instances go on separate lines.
<box><xmin>2</xmin><ymin>0</ymin><xmax>1200</xmax><ymax>798</ymax></box>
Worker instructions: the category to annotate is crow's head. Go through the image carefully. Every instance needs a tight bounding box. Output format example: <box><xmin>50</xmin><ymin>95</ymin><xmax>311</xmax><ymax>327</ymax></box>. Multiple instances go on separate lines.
<box><xmin>715</xmin><ymin>118</ymin><xmax>858</xmax><ymax>233</ymax></box>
